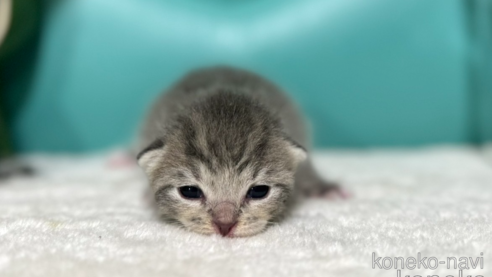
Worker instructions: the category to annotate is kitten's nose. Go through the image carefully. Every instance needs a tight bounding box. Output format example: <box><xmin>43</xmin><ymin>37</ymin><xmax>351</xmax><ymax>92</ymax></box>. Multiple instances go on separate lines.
<box><xmin>212</xmin><ymin>202</ymin><xmax>238</xmax><ymax>237</ymax></box>
<box><xmin>213</xmin><ymin>221</ymin><xmax>237</xmax><ymax>237</ymax></box>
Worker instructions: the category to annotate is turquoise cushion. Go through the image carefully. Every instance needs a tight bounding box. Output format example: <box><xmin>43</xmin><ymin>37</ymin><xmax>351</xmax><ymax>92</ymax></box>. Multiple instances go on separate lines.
<box><xmin>13</xmin><ymin>0</ymin><xmax>471</xmax><ymax>152</ymax></box>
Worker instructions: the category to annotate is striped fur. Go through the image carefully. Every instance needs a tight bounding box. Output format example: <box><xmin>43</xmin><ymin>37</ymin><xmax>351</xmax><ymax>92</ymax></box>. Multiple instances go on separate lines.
<box><xmin>137</xmin><ymin>66</ymin><xmax>335</xmax><ymax>237</ymax></box>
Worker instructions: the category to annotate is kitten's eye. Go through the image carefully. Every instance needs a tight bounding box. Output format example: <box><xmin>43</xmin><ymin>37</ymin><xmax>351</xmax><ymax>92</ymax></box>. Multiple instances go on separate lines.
<box><xmin>179</xmin><ymin>186</ymin><xmax>203</xmax><ymax>199</ymax></box>
<box><xmin>247</xmin><ymin>185</ymin><xmax>270</xmax><ymax>199</ymax></box>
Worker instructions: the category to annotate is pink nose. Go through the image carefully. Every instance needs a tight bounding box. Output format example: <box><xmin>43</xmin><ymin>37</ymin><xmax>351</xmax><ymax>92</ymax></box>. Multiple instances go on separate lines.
<box><xmin>213</xmin><ymin>221</ymin><xmax>237</xmax><ymax>237</ymax></box>
<box><xmin>212</xmin><ymin>202</ymin><xmax>238</xmax><ymax>237</ymax></box>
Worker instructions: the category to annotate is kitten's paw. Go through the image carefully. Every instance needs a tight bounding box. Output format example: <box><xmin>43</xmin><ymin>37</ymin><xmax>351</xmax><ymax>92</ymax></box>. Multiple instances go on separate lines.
<box><xmin>107</xmin><ymin>151</ymin><xmax>136</xmax><ymax>169</ymax></box>
<box><xmin>303</xmin><ymin>182</ymin><xmax>352</xmax><ymax>200</ymax></box>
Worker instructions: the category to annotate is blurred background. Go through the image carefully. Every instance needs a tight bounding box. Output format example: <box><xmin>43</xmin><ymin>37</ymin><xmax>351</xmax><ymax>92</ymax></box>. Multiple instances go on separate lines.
<box><xmin>0</xmin><ymin>0</ymin><xmax>491</xmax><ymax>155</ymax></box>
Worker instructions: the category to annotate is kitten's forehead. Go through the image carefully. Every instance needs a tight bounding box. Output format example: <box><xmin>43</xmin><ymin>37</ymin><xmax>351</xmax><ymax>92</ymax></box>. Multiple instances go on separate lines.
<box><xmin>164</xmin><ymin>125</ymin><xmax>291</xmax><ymax>176</ymax></box>
<box><xmin>149</xmin><ymin>90</ymin><xmax>304</xmax><ymax>171</ymax></box>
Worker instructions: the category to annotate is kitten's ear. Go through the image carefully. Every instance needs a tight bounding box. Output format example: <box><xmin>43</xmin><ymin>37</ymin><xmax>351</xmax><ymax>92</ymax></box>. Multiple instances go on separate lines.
<box><xmin>137</xmin><ymin>139</ymin><xmax>165</xmax><ymax>172</ymax></box>
<box><xmin>283</xmin><ymin>137</ymin><xmax>307</xmax><ymax>164</ymax></box>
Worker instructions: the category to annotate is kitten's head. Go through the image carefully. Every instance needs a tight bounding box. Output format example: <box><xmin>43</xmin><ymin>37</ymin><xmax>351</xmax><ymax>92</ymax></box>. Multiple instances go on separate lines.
<box><xmin>137</xmin><ymin>92</ymin><xmax>306</xmax><ymax>237</ymax></box>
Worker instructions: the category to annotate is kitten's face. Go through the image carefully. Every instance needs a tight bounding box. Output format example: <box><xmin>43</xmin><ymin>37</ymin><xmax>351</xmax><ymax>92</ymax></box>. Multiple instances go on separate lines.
<box><xmin>138</xmin><ymin>91</ymin><xmax>306</xmax><ymax>237</ymax></box>
<box><xmin>138</xmin><ymin>135</ymin><xmax>305</xmax><ymax>237</ymax></box>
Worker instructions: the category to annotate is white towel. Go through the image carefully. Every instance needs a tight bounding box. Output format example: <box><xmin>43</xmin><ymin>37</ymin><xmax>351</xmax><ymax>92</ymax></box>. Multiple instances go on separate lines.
<box><xmin>1</xmin><ymin>147</ymin><xmax>491</xmax><ymax>277</ymax></box>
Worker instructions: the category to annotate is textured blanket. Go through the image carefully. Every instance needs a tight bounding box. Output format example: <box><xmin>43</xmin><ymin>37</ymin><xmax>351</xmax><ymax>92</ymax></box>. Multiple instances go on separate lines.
<box><xmin>1</xmin><ymin>147</ymin><xmax>491</xmax><ymax>277</ymax></box>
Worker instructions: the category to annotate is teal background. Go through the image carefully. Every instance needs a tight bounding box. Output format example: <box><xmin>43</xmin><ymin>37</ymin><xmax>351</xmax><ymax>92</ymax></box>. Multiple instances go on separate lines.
<box><xmin>2</xmin><ymin>0</ymin><xmax>492</xmax><ymax>152</ymax></box>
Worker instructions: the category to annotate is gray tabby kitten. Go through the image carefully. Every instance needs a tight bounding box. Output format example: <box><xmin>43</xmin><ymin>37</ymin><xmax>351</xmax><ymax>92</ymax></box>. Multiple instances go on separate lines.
<box><xmin>137</xmin><ymin>66</ymin><xmax>343</xmax><ymax>237</ymax></box>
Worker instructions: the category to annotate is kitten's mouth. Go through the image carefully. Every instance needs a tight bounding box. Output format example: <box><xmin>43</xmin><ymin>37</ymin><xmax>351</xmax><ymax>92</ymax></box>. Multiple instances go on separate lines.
<box><xmin>197</xmin><ymin>221</ymin><xmax>264</xmax><ymax>238</ymax></box>
<box><xmin>217</xmin><ymin>222</ymin><xmax>268</xmax><ymax>238</ymax></box>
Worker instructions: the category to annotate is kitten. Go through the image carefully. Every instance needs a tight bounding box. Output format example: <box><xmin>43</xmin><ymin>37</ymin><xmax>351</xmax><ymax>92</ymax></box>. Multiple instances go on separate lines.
<box><xmin>137</xmin><ymin>66</ymin><xmax>343</xmax><ymax>237</ymax></box>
